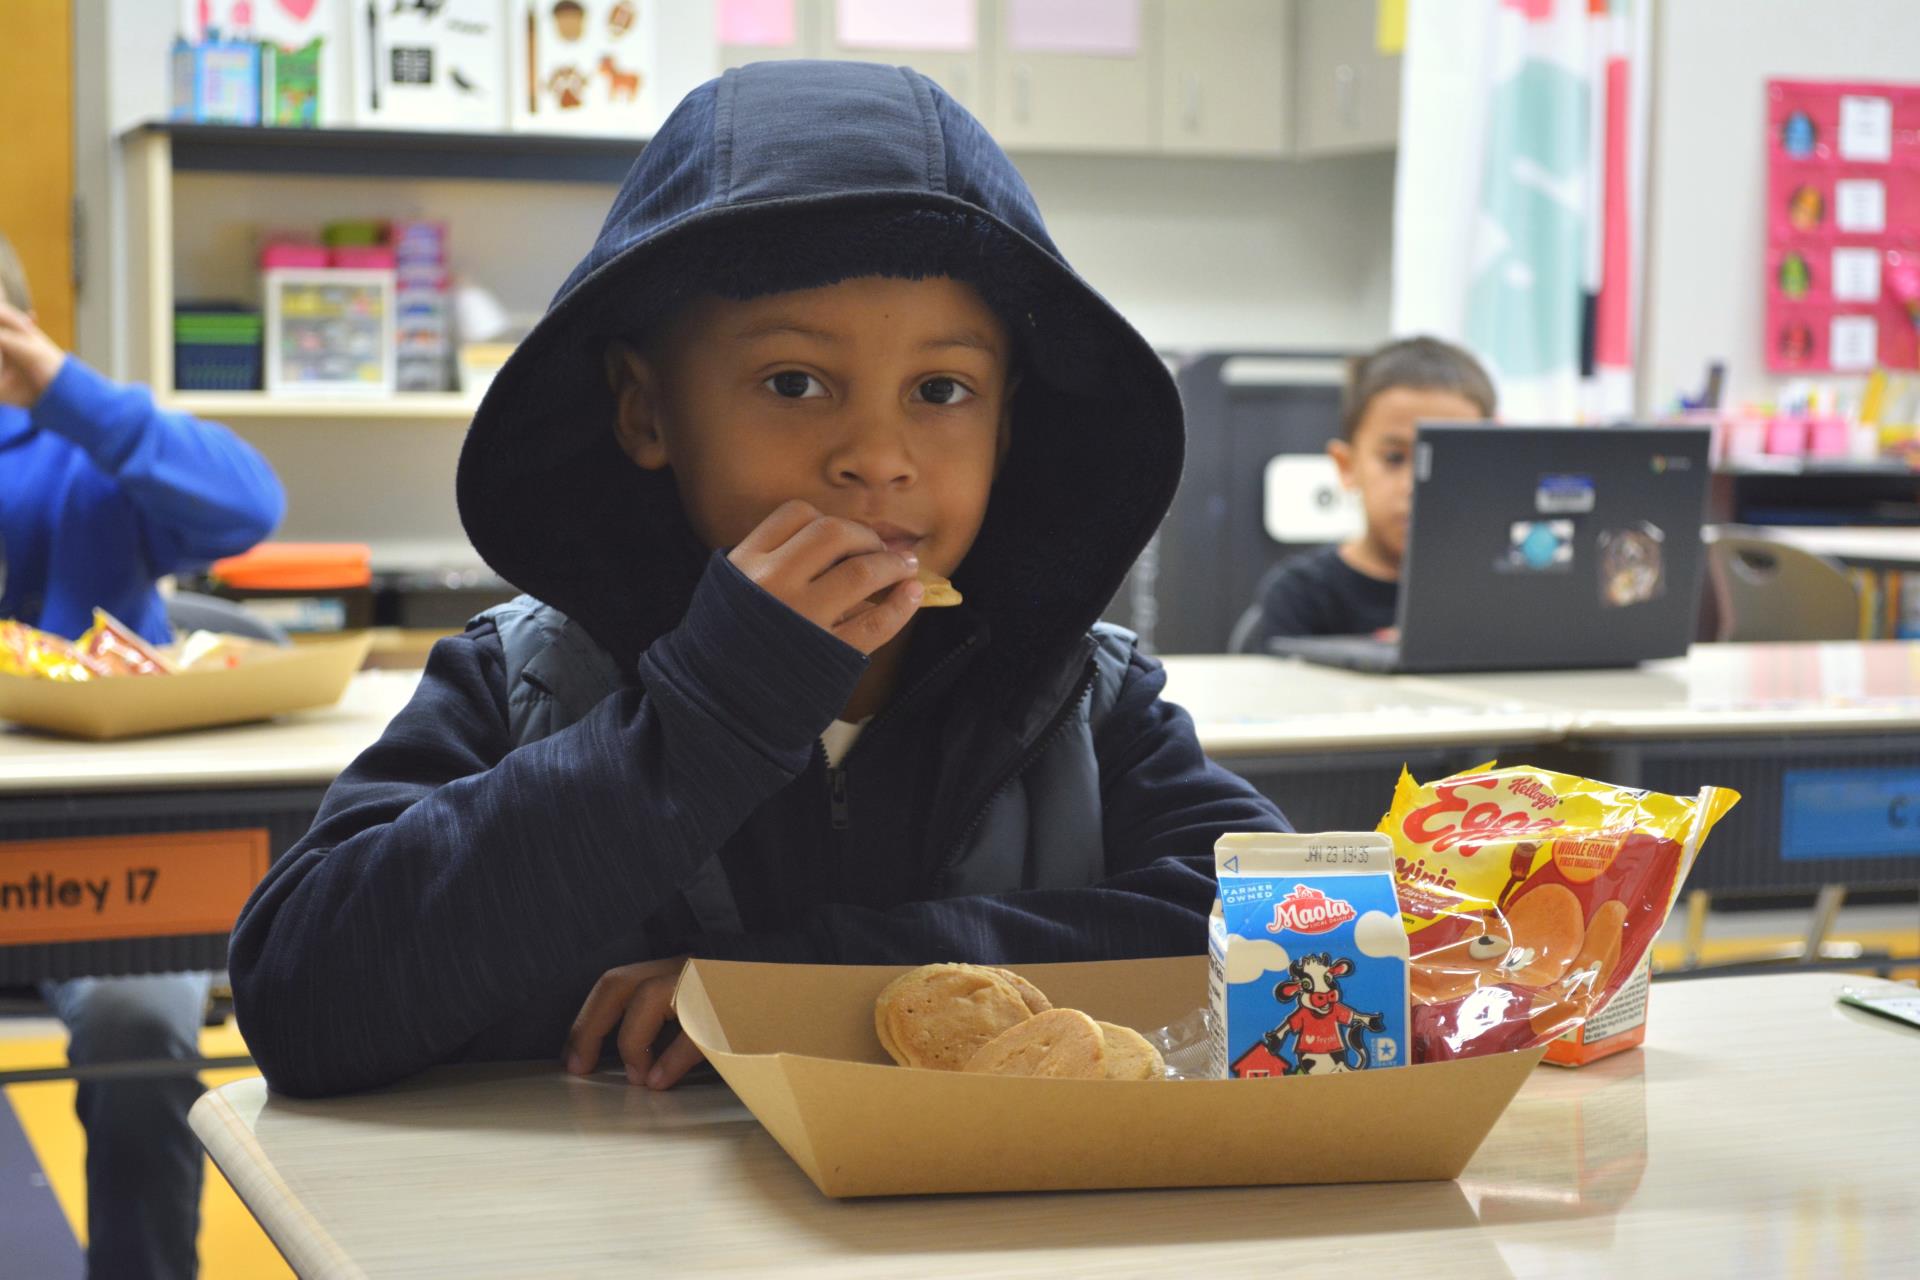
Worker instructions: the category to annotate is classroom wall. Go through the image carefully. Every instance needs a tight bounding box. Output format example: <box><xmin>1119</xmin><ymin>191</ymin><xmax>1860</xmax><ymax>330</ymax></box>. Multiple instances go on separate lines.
<box><xmin>1640</xmin><ymin>0</ymin><xmax>1919</xmax><ymax>412</ymax></box>
<box><xmin>69</xmin><ymin>3</ymin><xmax>1394</xmax><ymax>565</ymax></box>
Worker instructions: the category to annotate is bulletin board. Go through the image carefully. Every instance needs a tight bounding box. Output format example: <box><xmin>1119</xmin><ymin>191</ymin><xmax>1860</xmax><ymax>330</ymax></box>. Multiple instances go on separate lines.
<box><xmin>1765</xmin><ymin>79</ymin><xmax>1920</xmax><ymax>373</ymax></box>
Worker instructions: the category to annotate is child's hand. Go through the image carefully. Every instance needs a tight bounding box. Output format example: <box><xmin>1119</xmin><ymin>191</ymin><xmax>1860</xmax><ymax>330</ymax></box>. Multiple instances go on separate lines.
<box><xmin>563</xmin><ymin>955</ymin><xmax>705</xmax><ymax>1089</ymax></box>
<box><xmin>727</xmin><ymin>499</ymin><xmax>924</xmax><ymax>655</ymax></box>
<box><xmin>0</xmin><ymin>301</ymin><xmax>67</xmax><ymax>407</ymax></box>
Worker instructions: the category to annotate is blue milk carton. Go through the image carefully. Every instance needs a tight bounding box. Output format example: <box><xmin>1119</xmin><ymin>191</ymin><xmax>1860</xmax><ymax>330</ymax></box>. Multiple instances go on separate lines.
<box><xmin>1208</xmin><ymin>832</ymin><xmax>1409</xmax><ymax>1079</ymax></box>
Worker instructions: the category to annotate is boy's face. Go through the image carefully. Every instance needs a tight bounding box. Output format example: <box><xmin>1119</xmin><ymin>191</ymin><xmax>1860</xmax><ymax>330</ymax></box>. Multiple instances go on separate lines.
<box><xmin>609</xmin><ymin>275</ymin><xmax>1013</xmax><ymax>580</ymax></box>
<box><xmin>1330</xmin><ymin>387</ymin><xmax>1485</xmax><ymax>564</ymax></box>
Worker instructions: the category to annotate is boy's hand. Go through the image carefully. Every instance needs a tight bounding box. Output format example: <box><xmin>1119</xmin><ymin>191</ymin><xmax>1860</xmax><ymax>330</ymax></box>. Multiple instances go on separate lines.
<box><xmin>0</xmin><ymin>301</ymin><xmax>67</xmax><ymax>408</ymax></box>
<box><xmin>727</xmin><ymin>499</ymin><xmax>923</xmax><ymax>655</ymax></box>
<box><xmin>563</xmin><ymin>955</ymin><xmax>705</xmax><ymax>1089</ymax></box>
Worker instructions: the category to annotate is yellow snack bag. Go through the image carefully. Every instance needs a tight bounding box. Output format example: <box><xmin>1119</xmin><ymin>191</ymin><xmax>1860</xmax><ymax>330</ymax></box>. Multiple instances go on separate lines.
<box><xmin>1377</xmin><ymin>764</ymin><xmax>1738</xmax><ymax>1062</ymax></box>
<box><xmin>0</xmin><ymin>619</ymin><xmax>111</xmax><ymax>682</ymax></box>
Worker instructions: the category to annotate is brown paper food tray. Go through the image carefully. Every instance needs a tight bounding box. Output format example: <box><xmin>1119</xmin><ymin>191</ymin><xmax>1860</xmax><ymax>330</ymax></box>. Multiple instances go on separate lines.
<box><xmin>0</xmin><ymin>633</ymin><xmax>372</xmax><ymax>739</ymax></box>
<box><xmin>677</xmin><ymin>956</ymin><xmax>1545</xmax><ymax>1199</ymax></box>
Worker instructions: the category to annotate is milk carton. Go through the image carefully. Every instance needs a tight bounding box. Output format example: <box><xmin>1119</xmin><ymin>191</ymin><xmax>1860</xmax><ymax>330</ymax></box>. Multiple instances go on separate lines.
<box><xmin>1208</xmin><ymin>832</ymin><xmax>1410</xmax><ymax>1079</ymax></box>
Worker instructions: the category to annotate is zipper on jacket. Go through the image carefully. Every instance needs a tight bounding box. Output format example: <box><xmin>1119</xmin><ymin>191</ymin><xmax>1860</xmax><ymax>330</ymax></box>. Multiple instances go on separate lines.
<box><xmin>935</xmin><ymin>649</ymin><xmax>1099</xmax><ymax>887</ymax></box>
<box><xmin>828</xmin><ymin>766</ymin><xmax>850</xmax><ymax>828</ymax></box>
<box><xmin>822</xmin><ymin>632</ymin><xmax>980</xmax><ymax>834</ymax></box>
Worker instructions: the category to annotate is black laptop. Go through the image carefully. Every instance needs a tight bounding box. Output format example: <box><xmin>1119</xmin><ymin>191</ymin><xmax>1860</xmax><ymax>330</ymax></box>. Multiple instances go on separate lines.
<box><xmin>1267</xmin><ymin>424</ymin><xmax>1713</xmax><ymax>674</ymax></box>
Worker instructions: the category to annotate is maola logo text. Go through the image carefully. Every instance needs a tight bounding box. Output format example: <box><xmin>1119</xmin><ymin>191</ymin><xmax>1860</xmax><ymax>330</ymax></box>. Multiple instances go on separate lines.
<box><xmin>1265</xmin><ymin>884</ymin><xmax>1357</xmax><ymax>935</ymax></box>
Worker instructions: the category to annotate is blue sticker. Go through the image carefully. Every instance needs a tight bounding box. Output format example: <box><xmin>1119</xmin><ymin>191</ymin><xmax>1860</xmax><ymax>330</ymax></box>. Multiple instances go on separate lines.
<box><xmin>1779</xmin><ymin>768</ymin><xmax>1920</xmax><ymax>860</ymax></box>
<box><xmin>1505</xmin><ymin>519</ymin><xmax>1574</xmax><ymax>572</ymax></box>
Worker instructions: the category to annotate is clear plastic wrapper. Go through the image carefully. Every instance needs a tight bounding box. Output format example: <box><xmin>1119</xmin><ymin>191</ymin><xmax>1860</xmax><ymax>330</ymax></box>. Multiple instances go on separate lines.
<box><xmin>76</xmin><ymin>609</ymin><xmax>172</xmax><ymax>676</ymax></box>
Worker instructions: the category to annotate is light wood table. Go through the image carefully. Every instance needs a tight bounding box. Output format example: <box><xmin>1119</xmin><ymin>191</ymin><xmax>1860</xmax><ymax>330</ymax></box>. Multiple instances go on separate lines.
<box><xmin>1403</xmin><ymin>641</ymin><xmax>1920</xmax><ymax>739</ymax></box>
<box><xmin>1159</xmin><ymin>654</ymin><xmax>1562</xmax><ymax>756</ymax></box>
<box><xmin>0</xmin><ymin>670</ymin><xmax>423</xmax><ymax>792</ymax></box>
<box><xmin>192</xmin><ymin>973</ymin><xmax>1920</xmax><ymax>1278</ymax></box>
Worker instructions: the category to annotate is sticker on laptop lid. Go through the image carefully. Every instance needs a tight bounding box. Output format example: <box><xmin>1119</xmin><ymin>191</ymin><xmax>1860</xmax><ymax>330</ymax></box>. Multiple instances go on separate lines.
<box><xmin>1598</xmin><ymin>523</ymin><xmax>1666</xmax><ymax>607</ymax></box>
<box><xmin>1536</xmin><ymin>474</ymin><xmax>1596</xmax><ymax>514</ymax></box>
<box><xmin>1502</xmin><ymin>520</ymin><xmax>1574</xmax><ymax>572</ymax></box>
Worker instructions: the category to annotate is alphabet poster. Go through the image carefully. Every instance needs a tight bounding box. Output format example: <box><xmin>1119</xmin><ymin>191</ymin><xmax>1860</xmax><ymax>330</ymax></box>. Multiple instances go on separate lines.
<box><xmin>509</xmin><ymin>0</ymin><xmax>659</xmax><ymax>135</ymax></box>
<box><xmin>1766</xmin><ymin>79</ymin><xmax>1920</xmax><ymax>373</ymax></box>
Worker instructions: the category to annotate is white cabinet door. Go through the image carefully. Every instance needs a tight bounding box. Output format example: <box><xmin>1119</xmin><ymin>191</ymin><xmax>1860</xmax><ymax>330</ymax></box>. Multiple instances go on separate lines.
<box><xmin>1158</xmin><ymin>0</ymin><xmax>1290</xmax><ymax>157</ymax></box>
<box><xmin>818</xmin><ymin>0</ymin><xmax>990</xmax><ymax>118</ymax></box>
<box><xmin>1293</xmin><ymin>0</ymin><xmax>1400</xmax><ymax>155</ymax></box>
<box><xmin>989</xmin><ymin>0</ymin><xmax>1156</xmax><ymax>153</ymax></box>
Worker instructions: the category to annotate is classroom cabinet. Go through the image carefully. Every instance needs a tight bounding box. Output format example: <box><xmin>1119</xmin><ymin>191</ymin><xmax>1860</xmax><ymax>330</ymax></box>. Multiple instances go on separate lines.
<box><xmin>1292</xmin><ymin>0</ymin><xmax>1401</xmax><ymax>156</ymax></box>
<box><xmin>715</xmin><ymin>0</ymin><xmax>1341</xmax><ymax>160</ymax></box>
<box><xmin>1158</xmin><ymin>0</ymin><xmax>1291</xmax><ymax>157</ymax></box>
<box><xmin>987</xmin><ymin>0</ymin><xmax>1156</xmax><ymax>153</ymax></box>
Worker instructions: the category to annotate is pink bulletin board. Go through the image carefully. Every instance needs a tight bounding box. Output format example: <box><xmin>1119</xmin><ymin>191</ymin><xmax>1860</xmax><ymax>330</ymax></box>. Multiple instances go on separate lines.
<box><xmin>1765</xmin><ymin>79</ymin><xmax>1920</xmax><ymax>373</ymax></box>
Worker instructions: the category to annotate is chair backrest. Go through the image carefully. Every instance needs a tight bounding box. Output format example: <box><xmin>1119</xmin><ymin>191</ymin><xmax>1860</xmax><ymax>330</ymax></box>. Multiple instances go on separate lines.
<box><xmin>164</xmin><ymin>590</ymin><xmax>293</xmax><ymax>647</ymax></box>
<box><xmin>1706</xmin><ymin>537</ymin><xmax>1858</xmax><ymax>642</ymax></box>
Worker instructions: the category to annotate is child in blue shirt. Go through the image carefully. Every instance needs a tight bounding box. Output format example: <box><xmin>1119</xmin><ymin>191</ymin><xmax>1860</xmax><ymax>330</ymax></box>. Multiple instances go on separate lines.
<box><xmin>1233</xmin><ymin>336</ymin><xmax>1496</xmax><ymax>649</ymax></box>
<box><xmin>229</xmin><ymin>62</ymin><xmax>1289</xmax><ymax>1100</ymax></box>
<box><xmin>1</xmin><ymin>232</ymin><xmax>282</xmax><ymax>1280</ymax></box>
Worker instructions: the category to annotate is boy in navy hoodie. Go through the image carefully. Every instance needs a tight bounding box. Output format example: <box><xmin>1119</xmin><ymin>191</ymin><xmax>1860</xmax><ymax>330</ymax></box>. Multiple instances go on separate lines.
<box><xmin>230</xmin><ymin>62</ymin><xmax>1289</xmax><ymax>1100</ymax></box>
<box><xmin>1</xmin><ymin>232</ymin><xmax>282</xmax><ymax>1280</ymax></box>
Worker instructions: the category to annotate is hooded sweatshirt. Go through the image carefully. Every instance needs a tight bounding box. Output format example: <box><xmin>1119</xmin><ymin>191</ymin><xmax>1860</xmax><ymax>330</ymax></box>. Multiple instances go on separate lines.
<box><xmin>229</xmin><ymin>61</ymin><xmax>1289</xmax><ymax>1098</ymax></box>
<box><xmin>0</xmin><ymin>356</ymin><xmax>283</xmax><ymax>642</ymax></box>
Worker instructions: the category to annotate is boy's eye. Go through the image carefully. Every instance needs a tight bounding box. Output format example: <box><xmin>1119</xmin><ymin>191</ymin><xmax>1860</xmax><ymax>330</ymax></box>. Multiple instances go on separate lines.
<box><xmin>1379</xmin><ymin>451</ymin><xmax>1408</xmax><ymax>468</ymax></box>
<box><xmin>765</xmin><ymin>371</ymin><xmax>826</xmax><ymax>399</ymax></box>
<box><xmin>916</xmin><ymin>377</ymin><xmax>975</xmax><ymax>406</ymax></box>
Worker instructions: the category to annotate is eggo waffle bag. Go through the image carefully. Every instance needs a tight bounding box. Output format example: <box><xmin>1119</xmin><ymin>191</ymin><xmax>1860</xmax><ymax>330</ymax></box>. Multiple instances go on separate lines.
<box><xmin>1378</xmin><ymin>765</ymin><xmax>1739</xmax><ymax>1063</ymax></box>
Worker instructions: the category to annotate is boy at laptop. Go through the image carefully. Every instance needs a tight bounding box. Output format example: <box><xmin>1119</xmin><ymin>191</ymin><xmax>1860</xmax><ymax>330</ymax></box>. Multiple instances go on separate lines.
<box><xmin>1233</xmin><ymin>337</ymin><xmax>1495</xmax><ymax>650</ymax></box>
<box><xmin>229</xmin><ymin>61</ymin><xmax>1289</xmax><ymax>1100</ymax></box>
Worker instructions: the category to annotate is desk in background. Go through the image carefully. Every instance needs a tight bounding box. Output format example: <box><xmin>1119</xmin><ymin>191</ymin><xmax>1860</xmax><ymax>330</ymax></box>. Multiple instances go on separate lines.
<box><xmin>189</xmin><ymin>973</ymin><xmax>1920</xmax><ymax>1277</ymax></box>
<box><xmin>1409</xmin><ymin>642</ymin><xmax>1920</xmax><ymax>898</ymax></box>
<box><xmin>0</xmin><ymin>672</ymin><xmax>421</xmax><ymax>984</ymax></box>
<box><xmin>1158</xmin><ymin>655</ymin><xmax>1565</xmax><ymax>833</ymax></box>
<box><xmin>10</xmin><ymin>645</ymin><xmax>1918</xmax><ymax>985</ymax></box>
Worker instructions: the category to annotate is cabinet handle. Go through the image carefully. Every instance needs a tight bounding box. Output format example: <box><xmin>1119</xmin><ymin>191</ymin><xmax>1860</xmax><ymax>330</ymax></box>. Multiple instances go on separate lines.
<box><xmin>1335</xmin><ymin>64</ymin><xmax>1357</xmax><ymax>127</ymax></box>
<box><xmin>1183</xmin><ymin>73</ymin><xmax>1201</xmax><ymax>131</ymax></box>
<box><xmin>1015</xmin><ymin>65</ymin><xmax>1031</xmax><ymax>123</ymax></box>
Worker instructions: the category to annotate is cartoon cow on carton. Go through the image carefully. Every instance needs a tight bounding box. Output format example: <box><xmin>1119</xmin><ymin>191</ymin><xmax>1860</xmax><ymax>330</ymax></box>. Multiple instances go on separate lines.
<box><xmin>1236</xmin><ymin>953</ymin><xmax>1385</xmax><ymax>1076</ymax></box>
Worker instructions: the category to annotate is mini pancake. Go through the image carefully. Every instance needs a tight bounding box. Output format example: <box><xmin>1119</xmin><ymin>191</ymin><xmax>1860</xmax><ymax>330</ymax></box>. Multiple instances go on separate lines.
<box><xmin>963</xmin><ymin>1007</ymin><xmax>1107</xmax><ymax>1079</ymax></box>
<box><xmin>1097</xmin><ymin>1021</ymin><xmax>1165</xmax><ymax>1080</ymax></box>
<box><xmin>874</xmin><ymin>963</ymin><xmax>1034</xmax><ymax>1070</ymax></box>
<box><xmin>1502</xmin><ymin>883</ymin><xmax>1586</xmax><ymax>986</ymax></box>
<box><xmin>915</xmin><ymin>567</ymin><xmax>962</xmax><ymax>607</ymax></box>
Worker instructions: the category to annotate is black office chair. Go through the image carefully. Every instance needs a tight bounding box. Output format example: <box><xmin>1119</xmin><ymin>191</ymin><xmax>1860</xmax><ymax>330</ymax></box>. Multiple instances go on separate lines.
<box><xmin>164</xmin><ymin>589</ymin><xmax>292</xmax><ymax>647</ymax></box>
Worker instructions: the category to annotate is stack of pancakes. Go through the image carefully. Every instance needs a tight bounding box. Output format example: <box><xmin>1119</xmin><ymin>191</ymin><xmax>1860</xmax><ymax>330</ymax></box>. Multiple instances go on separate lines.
<box><xmin>874</xmin><ymin>963</ymin><xmax>1165</xmax><ymax>1080</ymax></box>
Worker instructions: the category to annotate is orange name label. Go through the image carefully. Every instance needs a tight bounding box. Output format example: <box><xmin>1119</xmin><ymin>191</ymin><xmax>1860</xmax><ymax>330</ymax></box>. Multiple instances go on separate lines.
<box><xmin>0</xmin><ymin>829</ymin><xmax>268</xmax><ymax>945</ymax></box>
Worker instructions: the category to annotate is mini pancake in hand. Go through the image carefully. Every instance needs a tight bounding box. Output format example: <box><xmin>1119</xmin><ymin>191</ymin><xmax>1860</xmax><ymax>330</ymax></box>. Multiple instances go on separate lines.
<box><xmin>1098</xmin><ymin>1021</ymin><xmax>1166</xmax><ymax>1080</ymax></box>
<box><xmin>915</xmin><ymin>568</ymin><xmax>962</xmax><ymax>607</ymax></box>
<box><xmin>874</xmin><ymin>964</ymin><xmax>1035</xmax><ymax>1070</ymax></box>
<box><xmin>964</xmin><ymin>1007</ymin><xmax>1107</xmax><ymax>1079</ymax></box>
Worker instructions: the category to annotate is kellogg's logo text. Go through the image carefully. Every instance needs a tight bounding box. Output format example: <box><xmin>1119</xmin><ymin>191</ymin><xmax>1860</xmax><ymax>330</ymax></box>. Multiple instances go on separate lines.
<box><xmin>1266</xmin><ymin>884</ymin><xmax>1357</xmax><ymax>935</ymax></box>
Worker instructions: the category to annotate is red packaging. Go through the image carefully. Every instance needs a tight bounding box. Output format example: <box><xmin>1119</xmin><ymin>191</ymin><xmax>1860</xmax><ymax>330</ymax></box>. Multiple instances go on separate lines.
<box><xmin>1378</xmin><ymin>765</ymin><xmax>1738</xmax><ymax>1065</ymax></box>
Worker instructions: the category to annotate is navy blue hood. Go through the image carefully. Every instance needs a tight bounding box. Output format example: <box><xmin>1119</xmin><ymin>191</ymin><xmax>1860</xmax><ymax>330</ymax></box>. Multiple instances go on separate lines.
<box><xmin>458</xmin><ymin>61</ymin><xmax>1182</xmax><ymax>681</ymax></box>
